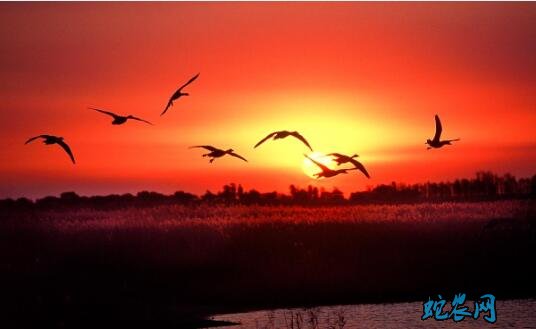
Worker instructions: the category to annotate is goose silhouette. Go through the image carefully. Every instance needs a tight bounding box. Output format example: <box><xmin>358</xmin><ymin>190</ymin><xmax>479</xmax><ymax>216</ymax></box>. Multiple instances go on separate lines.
<box><xmin>328</xmin><ymin>153</ymin><xmax>359</xmax><ymax>165</ymax></box>
<box><xmin>161</xmin><ymin>73</ymin><xmax>200</xmax><ymax>116</ymax></box>
<box><xmin>328</xmin><ymin>152</ymin><xmax>370</xmax><ymax>178</ymax></box>
<box><xmin>25</xmin><ymin>135</ymin><xmax>75</xmax><ymax>164</ymax></box>
<box><xmin>254</xmin><ymin>130</ymin><xmax>313</xmax><ymax>151</ymax></box>
<box><xmin>189</xmin><ymin>145</ymin><xmax>248</xmax><ymax>163</ymax></box>
<box><xmin>426</xmin><ymin>114</ymin><xmax>460</xmax><ymax>149</ymax></box>
<box><xmin>90</xmin><ymin>107</ymin><xmax>153</xmax><ymax>125</ymax></box>
<box><xmin>304</xmin><ymin>154</ymin><xmax>356</xmax><ymax>178</ymax></box>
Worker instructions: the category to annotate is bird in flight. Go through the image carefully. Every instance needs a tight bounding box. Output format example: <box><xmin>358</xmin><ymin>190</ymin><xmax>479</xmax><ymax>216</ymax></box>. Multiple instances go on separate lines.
<box><xmin>304</xmin><ymin>154</ymin><xmax>357</xmax><ymax>178</ymax></box>
<box><xmin>25</xmin><ymin>135</ymin><xmax>75</xmax><ymax>164</ymax></box>
<box><xmin>161</xmin><ymin>73</ymin><xmax>200</xmax><ymax>116</ymax></box>
<box><xmin>89</xmin><ymin>107</ymin><xmax>153</xmax><ymax>125</ymax></box>
<box><xmin>189</xmin><ymin>145</ymin><xmax>248</xmax><ymax>163</ymax></box>
<box><xmin>328</xmin><ymin>153</ymin><xmax>359</xmax><ymax>165</ymax></box>
<box><xmin>328</xmin><ymin>152</ymin><xmax>370</xmax><ymax>178</ymax></box>
<box><xmin>254</xmin><ymin>130</ymin><xmax>313</xmax><ymax>151</ymax></box>
<box><xmin>426</xmin><ymin>114</ymin><xmax>460</xmax><ymax>149</ymax></box>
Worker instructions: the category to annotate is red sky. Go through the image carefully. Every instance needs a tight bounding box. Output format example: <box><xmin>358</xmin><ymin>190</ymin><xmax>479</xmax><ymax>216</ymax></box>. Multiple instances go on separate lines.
<box><xmin>1</xmin><ymin>2</ymin><xmax>535</xmax><ymax>199</ymax></box>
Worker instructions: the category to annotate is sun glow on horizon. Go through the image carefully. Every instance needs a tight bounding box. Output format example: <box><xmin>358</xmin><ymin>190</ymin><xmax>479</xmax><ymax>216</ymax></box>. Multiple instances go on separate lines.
<box><xmin>0</xmin><ymin>3</ymin><xmax>535</xmax><ymax>198</ymax></box>
<box><xmin>302</xmin><ymin>151</ymin><xmax>337</xmax><ymax>179</ymax></box>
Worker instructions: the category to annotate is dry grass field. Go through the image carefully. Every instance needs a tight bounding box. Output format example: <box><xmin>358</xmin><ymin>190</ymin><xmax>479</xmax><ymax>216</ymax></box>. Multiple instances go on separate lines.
<box><xmin>1</xmin><ymin>200</ymin><xmax>534</xmax><ymax>328</ymax></box>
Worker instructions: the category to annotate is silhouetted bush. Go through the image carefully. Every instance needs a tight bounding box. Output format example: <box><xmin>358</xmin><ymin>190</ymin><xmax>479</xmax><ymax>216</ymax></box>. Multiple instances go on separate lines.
<box><xmin>1</xmin><ymin>172</ymin><xmax>534</xmax><ymax>214</ymax></box>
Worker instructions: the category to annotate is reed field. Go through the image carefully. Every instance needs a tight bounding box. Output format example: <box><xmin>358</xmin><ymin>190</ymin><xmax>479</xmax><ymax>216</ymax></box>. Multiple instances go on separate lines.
<box><xmin>1</xmin><ymin>200</ymin><xmax>535</xmax><ymax>328</ymax></box>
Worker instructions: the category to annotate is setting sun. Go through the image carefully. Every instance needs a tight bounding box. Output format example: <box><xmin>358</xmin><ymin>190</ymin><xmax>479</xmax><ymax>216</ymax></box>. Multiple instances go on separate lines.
<box><xmin>302</xmin><ymin>152</ymin><xmax>337</xmax><ymax>179</ymax></box>
<box><xmin>0</xmin><ymin>2</ymin><xmax>534</xmax><ymax>200</ymax></box>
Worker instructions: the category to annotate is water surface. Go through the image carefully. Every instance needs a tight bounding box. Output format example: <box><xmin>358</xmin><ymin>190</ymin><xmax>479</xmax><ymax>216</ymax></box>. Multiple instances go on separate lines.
<box><xmin>209</xmin><ymin>299</ymin><xmax>536</xmax><ymax>328</ymax></box>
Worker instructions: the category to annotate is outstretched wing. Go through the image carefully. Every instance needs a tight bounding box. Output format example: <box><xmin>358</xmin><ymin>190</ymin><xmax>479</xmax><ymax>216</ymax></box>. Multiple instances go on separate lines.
<box><xmin>327</xmin><ymin>152</ymin><xmax>345</xmax><ymax>159</ymax></box>
<box><xmin>189</xmin><ymin>145</ymin><xmax>219</xmax><ymax>152</ymax></box>
<box><xmin>178</xmin><ymin>73</ymin><xmax>200</xmax><ymax>92</ymax></box>
<box><xmin>254</xmin><ymin>132</ymin><xmax>277</xmax><ymax>148</ymax></box>
<box><xmin>129</xmin><ymin>116</ymin><xmax>153</xmax><ymax>125</ymax></box>
<box><xmin>56</xmin><ymin>139</ymin><xmax>76</xmax><ymax>164</ymax></box>
<box><xmin>433</xmin><ymin>114</ymin><xmax>442</xmax><ymax>142</ymax></box>
<box><xmin>161</xmin><ymin>99</ymin><xmax>173</xmax><ymax>116</ymax></box>
<box><xmin>304</xmin><ymin>154</ymin><xmax>329</xmax><ymax>172</ymax></box>
<box><xmin>229</xmin><ymin>152</ymin><xmax>248</xmax><ymax>162</ymax></box>
<box><xmin>348</xmin><ymin>158</ymin><xmax>370</xmax><ymax>178</ymax></box>
<box><xmin>24</xmin><ymin>135</ymin><xmax>48</xmax><ymax>144</ymax></box>
<box><xmin>290</xmin><ymin>132</ymin><xmax>313</xmax><ymax>151</ymax></box>
<box><xmin>89</xmin><ymin>107</ymin><xmax>118</xmax><ymax>118</ymax></box>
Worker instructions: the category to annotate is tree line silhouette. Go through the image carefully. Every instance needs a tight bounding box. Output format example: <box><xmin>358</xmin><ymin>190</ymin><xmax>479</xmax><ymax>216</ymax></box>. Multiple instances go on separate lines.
<box><xmin>1</xmin><ymin>171</ymin><xmax>535</xmax><ymax>211</ymax></box>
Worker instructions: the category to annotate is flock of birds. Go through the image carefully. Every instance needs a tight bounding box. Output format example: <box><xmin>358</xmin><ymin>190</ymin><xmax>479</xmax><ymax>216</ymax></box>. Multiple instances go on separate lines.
<box><xmin>25</xmin><ymin>73</ymin><xmax>460</xmax><ymax>180</ymax></box>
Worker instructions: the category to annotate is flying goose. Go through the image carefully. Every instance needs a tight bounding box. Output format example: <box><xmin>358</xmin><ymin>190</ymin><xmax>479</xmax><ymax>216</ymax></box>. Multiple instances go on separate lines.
<box><xmin>328</xmin><ymin>152</ymin><xmax>370</xmax><ymax>178</ymax></box>
<box><xmin>254</xmin><ymin>130</ymin><xmax>313</xmax><ymax>151</ymax></box>
<box><xmin>189</xmin><ymin>145</ymin><xmax>248</xmax><ymax>163</ymax></box>
<box><xmin>25</xmin><ymin>135</ymin><xmax>75</xmax><ymax>164</ymax></box>
<box><xmin>304</xmin><ymin>154</ymin><xmax>356</xmax><ymax>178</ymax></box>
<box><xmin>161</xmin><ymin>73</ymin><xmax>200</xmax><ymax>116</ymax></box>
<box><xmin>90</xmin><ymin>107</ymin><xmax>153</xmax><ymax>125</ymax></box>
<box><xmin>426</xmin><ymin>114</ymin><xmax>460</xmax><ymax>149</ymax></box>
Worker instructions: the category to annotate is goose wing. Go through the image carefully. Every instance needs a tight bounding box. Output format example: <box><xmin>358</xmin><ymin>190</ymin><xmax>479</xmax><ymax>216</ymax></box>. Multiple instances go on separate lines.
<box><xmin>161</xmin><ymin>99</ymin><xmax>173</xmax><ymax>116</ymax></box>
<box><xmin>129</xmin><ymin>116</ymin><xmax>153</xmax><ymax>125</ymax></box>
<box><xmin>228</xmin><ymin>151</ymin><xmax>248</xmax><ymax>162</ymax></box>
<box><xmin>348</xmin><ymin>158</ymin><xmax>370</xmax><ymax>178</ymax></box>
<box><xmin>433</xmin><ymin>114</ymin><xmax>443</xmax><ymax>142</ymax></box>
<box><xmin>55</xmin><ymin>139</ymin><xmax>76</xmax><ymax>164</ymax></box>
<box><xmin>304</xmin><ymin>154</ymin><xmax>329</xmax><ymax>172</ymax></box>
<box><xmin>178</xmin><ymin>73</ymin><xmax>200</xmax><ymax>92</ymax></box>
<box><xmin>327</xmin><ymin>152</ymin><xmax>345</xmax><ymax>159</ymax></box>
<box><xmin>189</xmin><ymin>145</ymin><xmax>220</xmax><ymax>152</ymax></box>
<box><xmin>89</xmin><ymin>107</ymin><xmax>119</xmax><ymax>118</ymax></box>
<box><xmin>254</xmin><ymin>132</ymin><xmax>278</xmax><ymax>148</ymax></box>
<box><xmin>290</xmin><ymin>132</ymin><xmax>313</xmax><ymax>151</ymax></box>
<box><xmin>25</xmin><ymin>135</ymin><xmax>49</xmax><ymax>144</ymax></box>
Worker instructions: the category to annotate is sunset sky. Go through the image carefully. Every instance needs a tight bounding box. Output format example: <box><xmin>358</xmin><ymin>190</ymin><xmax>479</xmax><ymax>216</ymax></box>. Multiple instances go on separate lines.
<box><xmin>1</xmin><ymin>2</ymin><xmax>535</xmax><ymax>199</ymax></box>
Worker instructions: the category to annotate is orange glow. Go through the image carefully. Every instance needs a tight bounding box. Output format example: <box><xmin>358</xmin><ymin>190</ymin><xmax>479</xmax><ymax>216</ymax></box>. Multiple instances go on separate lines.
<box><xmin>0</xmin><ymin>3</ymin><xmax>535</xmax><ymax>198</ymax></box>
<box><xmin>302</xmin><ymin>152</ymin><xmax>337</xmax><ymax>179</ymax></box>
